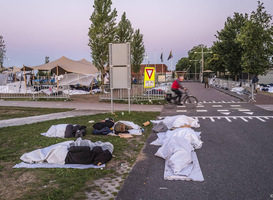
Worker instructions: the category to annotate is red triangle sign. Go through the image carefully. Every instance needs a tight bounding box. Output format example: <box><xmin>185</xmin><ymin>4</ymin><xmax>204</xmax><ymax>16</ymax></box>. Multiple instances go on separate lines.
<box><xmin>146</xmin><ymin>68</ymin><xmax>154</xmax><ymax>79</ymax></box>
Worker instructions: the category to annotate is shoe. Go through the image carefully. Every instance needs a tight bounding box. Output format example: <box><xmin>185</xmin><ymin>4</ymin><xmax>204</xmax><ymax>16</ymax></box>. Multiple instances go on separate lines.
<box><xmin>177</xmin><ymin>102</ymin><xmax>183</xmax><ymax>105</ymax></box>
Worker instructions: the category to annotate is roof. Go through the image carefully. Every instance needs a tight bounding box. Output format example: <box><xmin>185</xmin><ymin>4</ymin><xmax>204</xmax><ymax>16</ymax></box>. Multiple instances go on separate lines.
<box><xmin>31</xmin><ymin>56</ymin><xmax>98</xmax><ymax>75</ymax></box>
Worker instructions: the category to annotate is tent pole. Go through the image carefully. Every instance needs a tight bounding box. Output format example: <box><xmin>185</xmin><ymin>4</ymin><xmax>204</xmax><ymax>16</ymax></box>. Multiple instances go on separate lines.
<box><xmin>23</xmin><ymin>65</ymin><xmax>27</xmax><ymax>93</ymax></box>
<box><xmin>90</xmin><ymin>76</ymin><xmax>94</xmax><ymax>94</ymax></box>
<box><xmin>32</xmin><ymin>70</ymin><xmax>34</xmax><ymax>86</ymax></box>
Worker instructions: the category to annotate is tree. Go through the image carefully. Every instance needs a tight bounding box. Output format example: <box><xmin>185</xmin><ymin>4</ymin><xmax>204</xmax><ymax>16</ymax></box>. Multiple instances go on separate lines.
<box><xmin>115</xmin><ymin>12</ymin><xmax>134</xmax><ymax>43</ymax></box>
<box><xmin>212</xmin><ymin>13</ymin><xmax>248</xmax><ymax>80</ymax></box>
<box><xmin>45</xmin><ymin>56</ymin><xmax>50</xmax><ymax>64</ymax></box>
<box><xmin>131</xmin><ymin>29</ymin><xmax>145</xmax><ymax>74</ymax></box>
<box><xmin>88</xmin><ymin>0</ymin><xmax>117</xmax><ymax>84</ymax></box>
<box><xmin>238</xmin><ymin>1</ymin><xmax>273</xmax><ymax>75</ymax></box>
<box><xmin>0</xmin><ymin>35</ymin><xmax>6</xmax><ymax>68</ymax></box>
<box><xmin>176</xmin><ymin>57</ymin><xmax>190</xmax><ymax>71</ymax></box>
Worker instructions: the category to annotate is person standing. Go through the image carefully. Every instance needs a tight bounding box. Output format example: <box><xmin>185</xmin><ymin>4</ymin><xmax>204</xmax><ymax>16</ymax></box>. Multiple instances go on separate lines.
<box><xmin>171</xmin><ymin>75</ymin><xmax>187</xmax><ymax>105</ymax></box>
<box><xmin>204</xmin><ymin>76</ymin><xmax>209</xmax><ymax>88</ymax></box>
<box><xmin>252</xmin><ymin>75</ymin><xmax>259</xmax><ymax>93</ymax></box>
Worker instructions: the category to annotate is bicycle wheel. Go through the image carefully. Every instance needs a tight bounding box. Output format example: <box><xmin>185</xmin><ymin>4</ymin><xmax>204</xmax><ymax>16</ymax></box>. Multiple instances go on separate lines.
<box><xmin>183</xmin><ymin>96</ymin><xmax>198</xmax><ymax>109</ymax></box>
<box><xmin>165</xmin><ymin>98</ymin><xmax>176</xmax><ymax>109</ymax></box>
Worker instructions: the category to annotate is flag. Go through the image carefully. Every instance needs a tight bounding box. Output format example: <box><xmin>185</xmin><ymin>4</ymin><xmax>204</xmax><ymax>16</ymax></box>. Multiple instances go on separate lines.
<box><xmin>167</xmin><ymin>51</ymin><xmax>173</xmax><ymax>60</ymax></box>
<box><xmin>160</xmin><ymin>52</ymin><xmax>163</xmax><ymax>62</ymax></box>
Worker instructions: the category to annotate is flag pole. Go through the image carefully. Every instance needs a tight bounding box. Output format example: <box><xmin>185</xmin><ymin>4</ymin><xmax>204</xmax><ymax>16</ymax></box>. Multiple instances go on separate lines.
<box><xmin>154</xmin><ymin>50</ymin><xmax>156</xmax><ymax>74</ymax></box>
<box><xmin>161</xmin><ymin>49</ymin><xmax>163</xmax><ymax>75</ymax></box>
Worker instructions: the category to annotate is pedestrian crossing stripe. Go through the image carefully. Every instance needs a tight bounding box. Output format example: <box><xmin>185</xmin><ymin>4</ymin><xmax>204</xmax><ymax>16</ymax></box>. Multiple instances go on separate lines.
<box><xmin>238</xmin><ymin>109</ymin><xmax>251</xmax><ymax>112</ymax></box>
<box><xmin>193</xmin><ymin>116</ymin><xmax>273</xmax><ymax>122</ymax></box>
<box><xmin>213</xmin><ymin>105</ymin><xmax>222</xmax><ymax>107</ymax></box>
<box><xmin>199</xmin><ymin>101</ymin><xmax>246</xmax><ymax>104</ymax></box>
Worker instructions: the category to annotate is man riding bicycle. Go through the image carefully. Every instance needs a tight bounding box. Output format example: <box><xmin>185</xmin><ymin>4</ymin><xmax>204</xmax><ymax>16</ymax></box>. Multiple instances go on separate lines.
<box><xmin>171</xmin><ymin>75</ymin><xmax>187</xmax><ymax>105</ymax></box>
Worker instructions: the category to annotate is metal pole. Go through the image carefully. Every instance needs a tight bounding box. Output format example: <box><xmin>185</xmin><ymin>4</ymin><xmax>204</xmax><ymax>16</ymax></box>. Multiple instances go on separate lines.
<box><xmin>111</xmin><ymin>88</ymin><xmax>114</xmax><ymax>114</ymax></box>
<box><xmin>128</xmin><ymin>88</ymin><xmax>131</xmax><ymax>114</ymax></box>
<box><xmin>201</xmin><ymin>46</ymin><xmax>204</xmax><ymax>83</ymax></box>
<box><xmin>195</xmin><ymin>61</ymin><xmax>197</xmax><ymax>81</ymax></box>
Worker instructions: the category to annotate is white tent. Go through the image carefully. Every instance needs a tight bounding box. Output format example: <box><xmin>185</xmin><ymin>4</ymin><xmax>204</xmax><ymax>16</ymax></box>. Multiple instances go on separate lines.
<box><xmin>78</xmin><ymin>58</ymin><xmax>98</xmax><ymax>74</ymax></box>
<box><xmin>32</xmin><ymin>56</ymin><xmax>97</xmax><ymax>75</ymax></box>
<box><xmin>31</xmin><ymin>56</ymin><xmax>98</xmax><ymax>87</ymax></box>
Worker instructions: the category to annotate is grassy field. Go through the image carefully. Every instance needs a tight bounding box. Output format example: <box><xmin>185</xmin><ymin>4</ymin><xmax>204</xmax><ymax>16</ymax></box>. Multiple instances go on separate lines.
<box><xmin>0</xmin><ymin>106</ymin><xmax>73</xmax><ymax>120</ymax></box>
<box><xmin>0</xmin><ymin>110</ymin><xmax>159</xmax><ymax>200</ymax></box>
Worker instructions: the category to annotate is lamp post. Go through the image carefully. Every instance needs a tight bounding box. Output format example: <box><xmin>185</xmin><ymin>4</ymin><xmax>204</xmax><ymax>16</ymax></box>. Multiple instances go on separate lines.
<box><xmin>194</xmin><ymin>46</ymin><xmax>212</xmax><ymax>83</ymax></box>
<box><xmin>144</xmin><ymin>54</ymin><xmax>149</xmax><ymax>67</ymax></box>
<box><xmin>7</xmin><ymin>58</ymin><xmax>10</xmax><ymax>68</ymax></box>
<box><xmin>190</xmin><ymin>59</ymin><xmax>200</xmax><ymax>81</ymax></box>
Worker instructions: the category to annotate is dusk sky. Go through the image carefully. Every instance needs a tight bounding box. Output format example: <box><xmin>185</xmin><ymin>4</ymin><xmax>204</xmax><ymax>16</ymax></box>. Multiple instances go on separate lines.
<box><xmin>1</xmin><ymin>0</ymin><xmax>273</xmax><ymax>70</ymax></box>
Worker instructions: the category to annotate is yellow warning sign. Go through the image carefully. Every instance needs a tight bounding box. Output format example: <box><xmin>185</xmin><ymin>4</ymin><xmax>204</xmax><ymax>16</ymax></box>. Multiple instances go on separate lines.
<box><xmin>144</xmin><ymin>67</ymin><xmax>155</xmax><ymax>88</ymax></box>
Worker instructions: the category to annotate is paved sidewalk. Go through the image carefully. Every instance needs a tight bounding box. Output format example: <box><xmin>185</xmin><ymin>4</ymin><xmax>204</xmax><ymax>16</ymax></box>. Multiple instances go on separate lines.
<box><xmin>0</xmin><ymin>100</ymin><xmax>163</xmax><ymax>128</ymax></box>
<box><xmin>0</xmin><ymin>110</ymin><xmax>108</xmax><ymax>128</ymax></box>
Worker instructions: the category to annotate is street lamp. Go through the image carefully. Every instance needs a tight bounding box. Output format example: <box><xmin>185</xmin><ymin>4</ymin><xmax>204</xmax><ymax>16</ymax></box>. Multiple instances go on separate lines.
<box><xmin>190</xmin><ymin>59</ymin><xmax>200</xmax><ymax>81</ymax></box>
<box><xmin>144</xmin><ymin>54</ymin><xmax>149</xmax><ymax>67</ymax></box>
<box><xmin>4</xmin><ymin>57</ymin><xmax>10</xmax><ymax>68</ymax></box>
<box><xmin>194</xmin><ymin>46</ymin><xmax>212</xmax><ymax>83</ymax></box>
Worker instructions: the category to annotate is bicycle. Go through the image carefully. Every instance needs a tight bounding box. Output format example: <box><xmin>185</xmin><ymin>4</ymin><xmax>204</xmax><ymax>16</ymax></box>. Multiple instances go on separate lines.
<box><xmin>165</xmin><ymin>89</ymin><xmax>198</xmax><ymax>109</ymax></box>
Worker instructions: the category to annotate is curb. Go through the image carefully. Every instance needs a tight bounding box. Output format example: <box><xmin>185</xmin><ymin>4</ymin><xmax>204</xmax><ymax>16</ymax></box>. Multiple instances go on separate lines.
<box><xmin>211</xmin><ymin>86</ymin><xmax>248</xmax><ymax>102</ymax></box>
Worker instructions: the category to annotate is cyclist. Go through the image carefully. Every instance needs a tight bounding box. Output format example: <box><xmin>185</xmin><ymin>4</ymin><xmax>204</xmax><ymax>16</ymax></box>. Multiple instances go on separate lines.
<box><xmin>171</xmin><ymin>75</ymin><xmax>187</xmax><ymax>105</ymax></box>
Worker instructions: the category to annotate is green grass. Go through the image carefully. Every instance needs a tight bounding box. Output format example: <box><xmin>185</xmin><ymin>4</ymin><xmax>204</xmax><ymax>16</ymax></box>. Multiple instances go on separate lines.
<box><xmin>0</xmin><ymin>111</ymin><xmax>159</xmax><ymax>200</ymax></box>
<box><xmin>0</xmin><ymin>106</ymin><xmax>74</xmax><ymax>120</ymax></box>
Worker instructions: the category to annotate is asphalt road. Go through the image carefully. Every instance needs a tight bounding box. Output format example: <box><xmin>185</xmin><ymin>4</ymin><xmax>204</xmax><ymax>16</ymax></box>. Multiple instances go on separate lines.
<box><xmin>116</xmin><ymin>83</ymin><xmax>273</xmax><ymax>200</ymax></box>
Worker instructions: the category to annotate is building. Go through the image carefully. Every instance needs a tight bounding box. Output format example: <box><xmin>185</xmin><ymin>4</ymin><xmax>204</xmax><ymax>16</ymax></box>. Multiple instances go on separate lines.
<box><xmin>139</xmin><ymin>64</ymin><xmax>168</xmax><ymax>74</ymax></box>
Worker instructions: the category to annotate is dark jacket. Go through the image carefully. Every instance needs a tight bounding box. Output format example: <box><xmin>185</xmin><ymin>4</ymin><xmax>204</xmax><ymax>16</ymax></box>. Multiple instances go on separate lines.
<box><xmin>93</xmin><ymin>120</ymin><xmax>114</xmax><ymax>130</ymax></box>
<box><xmin>65</xmin><ymin>146</ymin><xmax>112</xmax><ymax>165</ymax></box>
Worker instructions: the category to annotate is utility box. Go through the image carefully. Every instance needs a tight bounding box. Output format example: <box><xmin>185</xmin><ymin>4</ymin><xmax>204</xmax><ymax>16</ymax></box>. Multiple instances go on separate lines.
<box><xmin>109</xmin><ymin>43</ymin><xmax>131</xmax><ymax>89</ymax></box>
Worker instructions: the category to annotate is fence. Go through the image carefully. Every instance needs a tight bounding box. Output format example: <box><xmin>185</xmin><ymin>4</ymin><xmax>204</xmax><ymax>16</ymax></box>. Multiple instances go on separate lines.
<box><xmin>0</xmin><ymin>83</ymin><xmax>70</xmax><ymax>99</ymax></box>
<box><xmin>99</xmin><ymin>82</ymin><xmax>172</xmax><ymax>102</ymax></box>
<box><xmin>212</xmin><ymin>78</ymin><xmax>250</xmax><ymax>90</ymax></box>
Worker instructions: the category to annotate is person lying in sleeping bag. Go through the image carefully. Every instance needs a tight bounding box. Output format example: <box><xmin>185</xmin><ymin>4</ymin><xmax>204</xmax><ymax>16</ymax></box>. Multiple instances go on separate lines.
<box><xmin>92</xmin><ymin>118</ymin><xmax>115</xmax><ymax>135</ymax></box>
<box><xmin>65</xmin><ymin>146</ymin><xmax>112</xmax><ymax>165</ymax></box>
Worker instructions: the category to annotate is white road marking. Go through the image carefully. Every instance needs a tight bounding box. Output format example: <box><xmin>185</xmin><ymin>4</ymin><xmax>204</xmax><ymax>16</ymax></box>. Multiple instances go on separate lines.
<box><xmin>225</xmin><ymin>117</ymin><xmax>232</xmax><ymax>122</ymax></box>
<box><xmin>177</xmin><ymin>105</ymin><xmax>186</xmax><ymax>108</ymax></box>
<box><xmin>213</xmin><ymin>105</ymin><xmax>222</xmax><ymax>107</ymax></box>
<box><xmin>239</xmin><ymin>109</ymin><xmax>251</xmax><ymax>112</ymax></box>
<box><xmin>243</xmin><ymin>112</ymin><xmax>254</xmax><ymax>115</ymax></box>
<box><xmin>256</xmin><ymin>117</ymin><xmax>266</xmax><ymax>122</ymax></box>
<box><xmin>197</xmin><ymin>105</ymin><xmax>204</xmax><ymax>108</ymax></box>
<box><xmin>197</xmin><ymin>110</ymin><xmax>208</xmax><ymax>112</ymax></box>
<box><xmin>191</xmin><ymin>116</ymin><xmax>273</xmax><ymax>123</ymax></box>
<box><xmin>200</xmin><ymin>101</ymin><xmax>246</xmax><ymax>104</ymax></box>
<box><xmin>240</xmin><ymin>117</ymin><xmax>248</xmax><ymax>122</ymax></box>
<box><xmin>177</xmin><ymin>110</ymin><xmax>187</xmax><ymax>113</ymax></box>
<box><xmin>231</xmin><ymin>105</ymin><xmax>241</xmax><ymax>107</ymax></box>
<box><xmin>217</xmin><ymin>110</ymin><xmax>229</xmax><ymax>112</ymax></box>
<box><xmin>220</xmin><ymin>112</ymin><xmax>230</xmax><ymax>115</ymax></box>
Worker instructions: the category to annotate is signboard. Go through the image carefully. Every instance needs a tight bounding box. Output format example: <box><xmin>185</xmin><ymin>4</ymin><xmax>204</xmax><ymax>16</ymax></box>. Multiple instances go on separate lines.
<box><xmin>109</xmin><ymin>43</ymin><xmax>131</xmax><ymax>89</ymax></box>
<box><xmin>144</xmin><ymin>67</ymin><xmax>155</xmax><ymax>88</ymax></box>
<box><xmin>158</xmin><ymin>75</ymin><xmax>166</xmax><ymax>82</ymax></box>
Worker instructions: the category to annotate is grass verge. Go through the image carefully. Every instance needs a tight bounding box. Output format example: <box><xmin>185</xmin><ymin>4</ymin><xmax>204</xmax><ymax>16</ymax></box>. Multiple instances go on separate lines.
<box><xmin>0</xmin><ymin>111</ymin><xmax>159</xmax><ymax>200</ymax></box>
